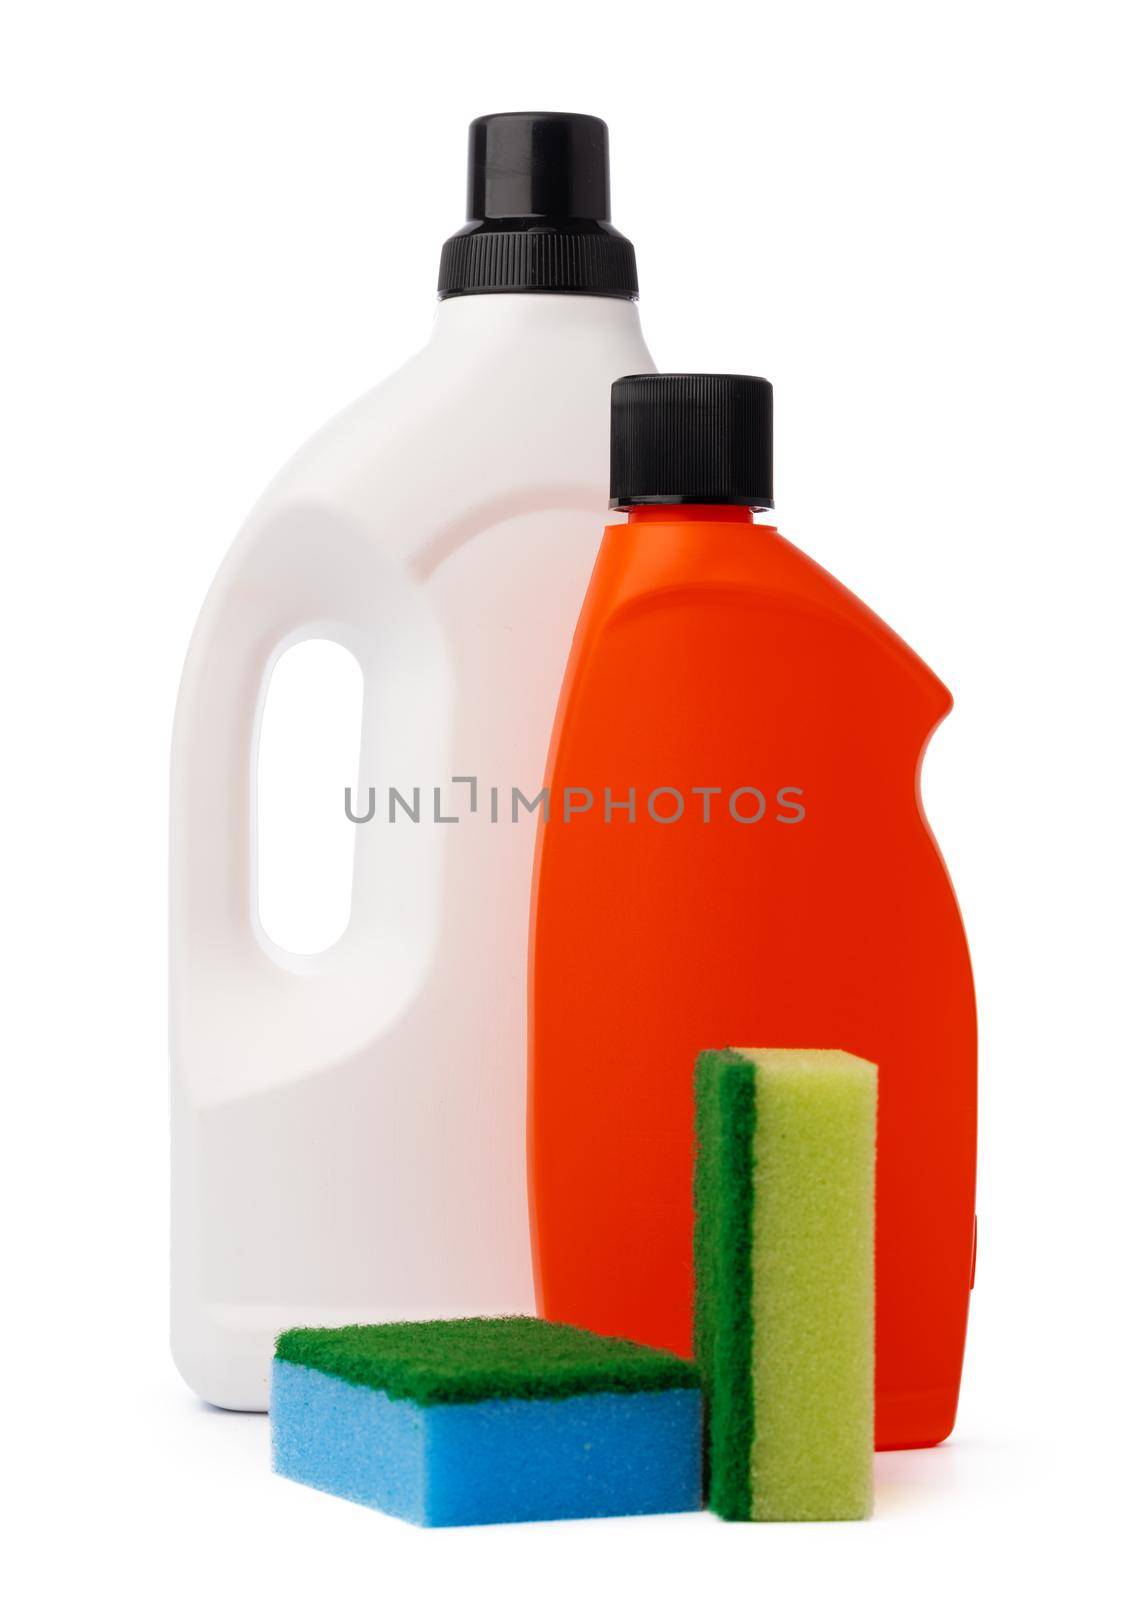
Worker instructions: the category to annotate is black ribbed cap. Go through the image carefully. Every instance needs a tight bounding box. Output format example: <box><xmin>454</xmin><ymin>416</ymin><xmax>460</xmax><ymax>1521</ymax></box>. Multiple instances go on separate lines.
<box><xmin>438</xmin><ymin>113</ymin><xmax>638</xmax><ymax>299</ymax></box>
<box><xmin>610</xmin><ymin>374</ymin><xmax>774</xmax><ymax>510</ymax></box>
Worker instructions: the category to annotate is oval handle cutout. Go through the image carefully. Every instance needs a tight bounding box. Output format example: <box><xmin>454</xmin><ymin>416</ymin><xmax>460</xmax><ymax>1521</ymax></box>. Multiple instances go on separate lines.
<box><xmin>256</xmin><ymin>638</ymin><xmax>364</xmax><ymax>955</ymax></box>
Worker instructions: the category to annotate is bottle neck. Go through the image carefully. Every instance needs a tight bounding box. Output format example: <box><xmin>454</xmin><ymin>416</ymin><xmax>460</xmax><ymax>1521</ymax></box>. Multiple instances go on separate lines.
<box><xmin>624</xmin><ymin>504</ymin><xmax>758</xmax><ymax>525</ymax></box>
<box><xmin>433</xmin><ymin>290</ymin><xmax>644</xmax><ymax>340</ymax></box>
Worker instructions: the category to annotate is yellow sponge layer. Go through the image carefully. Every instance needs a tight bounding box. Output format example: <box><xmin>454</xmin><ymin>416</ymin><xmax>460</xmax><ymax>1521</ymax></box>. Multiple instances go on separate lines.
<box><xmin>743</xmin><ymin>1049</ymin><xmax>876</xmax><ymax>1520</ymax></box>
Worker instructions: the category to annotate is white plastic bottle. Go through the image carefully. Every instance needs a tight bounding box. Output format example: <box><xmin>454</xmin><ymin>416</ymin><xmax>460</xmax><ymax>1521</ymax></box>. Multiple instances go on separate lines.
<box><xmin>171</xmin><ymin>113</ymin><xmax>654</xmax><ymax>1409</ymax></box>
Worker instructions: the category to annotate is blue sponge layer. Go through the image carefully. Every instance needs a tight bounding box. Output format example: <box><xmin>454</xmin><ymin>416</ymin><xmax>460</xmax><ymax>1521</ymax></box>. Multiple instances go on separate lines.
<box><xmin>272</xmin><ymin>1359</ymin><xmax>702</xmax><ymax>1525</ymax></box>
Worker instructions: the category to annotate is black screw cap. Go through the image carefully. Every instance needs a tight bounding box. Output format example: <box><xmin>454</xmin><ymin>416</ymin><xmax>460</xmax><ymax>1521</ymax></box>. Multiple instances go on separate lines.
<box><xmin>438</xmin><ymin>113</ymin><xmax>638</xmax><ymax>300</ymax></box>
<box><xmin>610</xmin><ymin>374</ymin><xmax>775</xmax><ymax>511</ymax></box>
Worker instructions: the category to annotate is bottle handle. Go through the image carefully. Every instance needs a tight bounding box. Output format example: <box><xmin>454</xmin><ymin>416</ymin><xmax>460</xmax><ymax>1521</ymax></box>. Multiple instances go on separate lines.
<box><xmin>170</xmin><ymin>500</ymin><xmax>447</xmax><ymax>1103</ymax></box>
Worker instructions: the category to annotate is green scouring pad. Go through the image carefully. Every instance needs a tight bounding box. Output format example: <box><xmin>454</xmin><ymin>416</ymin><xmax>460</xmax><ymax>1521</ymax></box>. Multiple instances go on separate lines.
<box><xmin>694</xmin><ymin>1048</ymin><xmax>877</xmax><ymax>1521</ymax></box>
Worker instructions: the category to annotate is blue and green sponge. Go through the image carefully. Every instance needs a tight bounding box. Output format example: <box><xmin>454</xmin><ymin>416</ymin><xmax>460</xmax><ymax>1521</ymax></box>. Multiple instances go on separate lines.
<box><xmin>271</xmin><ymin>1316</ymin><xmax>702</xmax><ymax>1526</ymax></box>
<box><xmin>694</xmin><ymin>1047</ymin><xmax>877</xmax><ymax>1521</ymax></box>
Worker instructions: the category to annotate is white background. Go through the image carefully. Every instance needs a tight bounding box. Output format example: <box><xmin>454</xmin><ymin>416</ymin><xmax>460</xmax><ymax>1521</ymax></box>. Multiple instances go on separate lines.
<box><xmin>4</xmin><ymin>1</ymin><xmax>1140</xmax><ymax>1595</ymax></box>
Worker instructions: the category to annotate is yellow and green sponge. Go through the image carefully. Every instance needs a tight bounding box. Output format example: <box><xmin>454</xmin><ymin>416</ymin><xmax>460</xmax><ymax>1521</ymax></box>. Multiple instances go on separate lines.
<box><xmin>694</xmin><ymin>1048</ymin><xmax>877</xmax><ymax>1521</ymax></box>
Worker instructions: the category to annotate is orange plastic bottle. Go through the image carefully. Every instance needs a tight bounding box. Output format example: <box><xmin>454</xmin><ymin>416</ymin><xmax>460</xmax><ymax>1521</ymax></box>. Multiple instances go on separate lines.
<box><xmin>529</xmin><ymin>375</ymin><xmax>976</xmax><ymax>1449</ymax></box>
